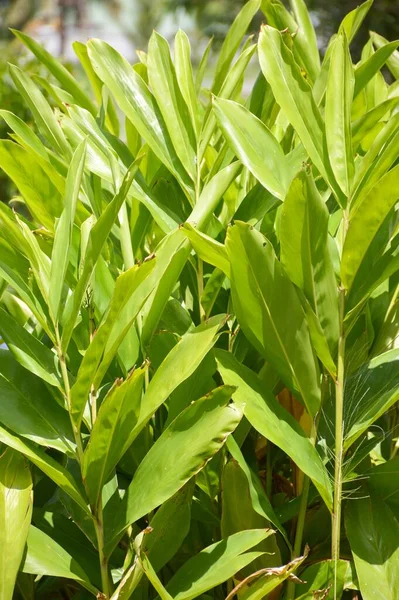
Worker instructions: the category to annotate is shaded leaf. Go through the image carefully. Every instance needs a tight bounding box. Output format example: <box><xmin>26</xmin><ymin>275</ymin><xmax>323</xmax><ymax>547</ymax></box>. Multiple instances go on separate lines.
<box><xmin>280</xmin><ymin>171</ymin><xmax>339</xmax><ymax>355</ymax></box>
<box><xmin>344</xmin><ymin>348</ymin><xmax>399</xmax><ymax>449</ymax></box>
<box><xmin>342</xmin><ymin>164</ymin><xmax>399</xmax><ymax>291</ymax></box>
<box><xmin>22</xmin><ymin>526</ymin><xmax>98</xmax><ymax>595</ymax></box>
<box><xmin>0</xmin><ymin>307</ymin><xmax>61</xmax><ymax>388</ymax></box>
<box><xmin>82</xmin><ymin>364</ymin><xmax>147</xmax><ymax>506</ymax></box>
<box><xmin>167</xmin><ymin>529</ymin><xmax>272</xmax><ymax>600</ymax></box>
<box><xmin>225</xmin><ymin>222</ymin><xmax>321</xmax><ymax>416</ymax></box>
<box><xmin>0</xmin><ymin>425</ymin><xmax>89</xmax><ymax>513</ymax></box>
<box><xmin>106</xmin><ymin>385</ymin><xmax>242</xmax><ymax>549</ymax></box>
<box><xmin>0</xmin><ymin>449</ymin><xmax>32</xmax><ymax>600</ymax></box>
<box><xmin>0</xmin><ymin>350</ymin><xmax>75</xmax><ymax>454</ymax></box>
<box><xmin>217</xmin><ymin>350</ymin><xmax>332</xmax><ymax>510</ymax></box>
<box><xmin>345</xmin><ymin>490</ymin><xmax>399</xmax><ymax>600</ymax></box>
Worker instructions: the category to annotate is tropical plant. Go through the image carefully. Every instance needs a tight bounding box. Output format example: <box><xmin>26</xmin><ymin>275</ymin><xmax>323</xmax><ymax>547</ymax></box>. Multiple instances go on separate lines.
<box><xmin>0</xmin><ymin>1</ymin><xmax>398</xmax><ymax>599</ymax></box>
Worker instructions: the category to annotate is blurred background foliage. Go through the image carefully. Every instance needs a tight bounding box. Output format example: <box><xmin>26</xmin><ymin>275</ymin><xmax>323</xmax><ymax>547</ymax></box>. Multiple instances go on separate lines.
<box><xmin>0</xmin><ymin>0</ymin><xmax>398</xmax><ymax>203</ymax></box>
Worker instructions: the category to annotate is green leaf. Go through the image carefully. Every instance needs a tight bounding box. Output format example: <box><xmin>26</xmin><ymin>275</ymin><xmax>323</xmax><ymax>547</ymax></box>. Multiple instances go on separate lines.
<box><xmin>12</xmin><ymin>29</ymin><xmax>96</xmax><ymax>114</ymax></box>
<box><xmin>341</xmin><ymin>164</ymin><xmax>399</xmax><ymax>291</ymax></box>
<box><xmin>49</xmin><ymin>139</ymin><xmax>87</xmax><ymax>321</ymax></box>
<box><xmin>181</xmin><ymin>223</ymin><xmax>230</xmax><ymax>277</ymax></box>
<box><xmin>22</xmin><ymin>526</ymin><xmax>98</xmax><ymax>595</ymax></box>
<box><xmin>166</xmin><ymin>352</ymin><xmax>216</xmax><ymax>425</ymax></box>
<box><xmin>87</xmin><ymin>39</ymin><xmax>191</xmax><ymax>191</ymax></box>
<box><xmin>371</xmin><ymin>31</ymin><xmax>399</xmax><ymax>79</ymax></box>
<box><xmin>354</xmin><ymin>41</ymin><xmax>399</xmax><ymax>98</ymax></box>
<box><xmin>0</xmin><ymin>350</ymin><xmax>75</xmax><ymax>454</ymax></box>
<box><xmin>368</xmin><ymin>457</ymin><xmax>399</xmax><ymax>517</ymax></box>
<box><xmin>0</xmin><ymin>140</ymin><xmax>63</xmax><ymax>229</ymax></box>
<box><xmin>351</xmin><ymin>114</ymin><xmax>399</xmax><ymax>209</ymax></box>
<box><xmin>70</xmin><ymin>258</ymin><xmax>155</xmax><ymax>428</ymax></box>
<box><xmin>301</xmin><ymin>300</ymin><xmax>337</xmax><ymax>378</ymax></box>
<box><xmin>212</xmin><ymin>0</ymin><xmax>260</xmax><ymax>94</ymax></box>
<box><xmin>294</xmin><ymin>559</ymin><xmax>348</xmax><ymax>599</ymax></box>
<box><xmin>325</xmin><ymin>32</ymin><xmax>354</xmax><ymax>196</ymax></box>
<box><xmin>144</xmin><ymin>480</ymin><xmax>195</xmax><ymax>572</ymax></box>
<box><xmin>106</xmin><ymin>385</ymin><xmax>242</xmax><ymax>548</ymax></box>
<box><xmin>195</xmin><ymin>36</ymin><xmax>213</xmax><ymax>92</ymax></box>
<box><xmin>216</xmin><ymin>350</ymin><xmax>332</xmax><ymax>510</ymax></box>
<box><xmin>280</xmin><ymin>170</ymin><xmax>339</xmax><ymax>355</ymax></box>
<box><xmin>234</xmin><ymin>183</ymin><xmax>279</xmax><ymax>226</ymax></box>
<box><xmin>64</xmin><ymin>105</ymin><xmax>177</xmax><ymax>232</ymax></box>
<box><xmin>261</xmin><ymin>0</ymin><xmax>318</xmax><ymax>84</ymax></box>
<box><xmin>0</xmin><ymin>425</ymin><xmax>89</xmax><ymax>513</ymax></box>
<box><xmin>61</xmin><ymin>158</ymin><xmax>142</xmax><ymax>350</ymax></box>
<box><xmin>140</xmin><ymin>159</ymin><xmax>238</xmax><ymax>340</ymax></box>
<box><xmin>34</xmin><ymin>510</ymin><xmax>102</xmax><ymax>590</ymax></box>
<box><xmin>9</xmin><ymin>64</ymin><xmax>69</xmax><ymax>155</ymax></box>
<box><xmin>82</xmin><ymin>364</ymin><xmax>147</xmax><ymax>506</ymax></box>
<box><xmin>288</xmin><ymin>0</ymin><xmax>320</xmax><ymax>81</ymax></box>
<box><xmin>226</xmin><ymin>436</ymin><xmax>286</xmax><ymax>541</ymax></box>
<box><xmin>213</xmin><ymin>97</ymin><xmax>290</xmax><ymax>199</ymax></box>
<box><xmin>225</xmin><ymin>222</ymin><xmax>321</xmax><ymax>416</ymax></box>
<box><xmin>0</xmin><ymin>307</ymin><xmax>61</xmax><ymax>388</ymax></box>
<box><xmin>258</xmin><ymin>26</ymin><xmax>342</xmax><ymax>204</ymax></box>
<box><xmin>0</xmin><ymin>110</ymin><xmax>48</xmax><ymax>159</ymax></box>
<box><xmin>188</xmin><ymin>161</ymin><xmax>241</xmax><ymax>230</ymax></box>
<box><xmin>139</xmin><ymin>551</ymin><xmax>173</xmax><ymax>600</ymax></box>
<box><xmin>175</xmin><ymin>30</ymin><xmax>200</xmax><ymax>137</ymax></box>
<box><xmin>135</xmin><ymin>315</ymin><xmax>226</xmax><ymax>440</ymax></box>
<box><xmin>345</xmin><ymin>490</ymin><xmax>399</xmax><ymax>600</ymax></box>
<box><xmin>352</xmin><ymin>98</ymin><xmax>399</xmax><ymax>151</ymax></box>
<box><xmin>225</xmin><ymin>551</ymin><xmax>308</xmax><ymax>600</ymax></box>
<box><xmin>167</xmin><ymin>529</ymin><xmax>272</xmax><ymax>600</ymax></box>
<box><xmin>16</xmin><ymin>219</ymin><xmax>51</xmax><ymax>304</ymax></box>
<box><xmin>147</xmin><ymin>31</ymin><xmax>197</xmax><ymax>184</ymax></box>
<box><xmin>0</xmin><ymin>449</ymin><xmax>32</xmax><ymax>600</ymax></box>
<box><xmin>140</xmin><ymin>230</ymin><xmax>190</xmax><ymax>349</ymax></box>
<box><xmin>199</xmin><ymin>45</ymin><xmax>257</xmax><ymax>162</ymax></box>
<box><xmin>221</xmin><ymin>459</ymin><xmax>281</xmax><ymax>572</ymax></box>
<box><xmin>338</xmin><ymin>0</ymin><xmax>373</xmax><ymax>44</ymax></box>
<box><xmin>344</xmin><ymin>348</ymin><xmax>399</xmax><ymax>449</ymax></box>
<box><xmin>0</xmin><ymin>258</ymin><xmax>50</xmax><ymax>337</ymax></box>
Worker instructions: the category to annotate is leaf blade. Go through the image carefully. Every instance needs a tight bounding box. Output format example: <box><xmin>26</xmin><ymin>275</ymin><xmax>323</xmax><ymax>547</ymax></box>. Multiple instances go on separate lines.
<box><xmin>0</xmin><ymin>449</ymin><xmax>32</xmax><ymax>600</ymax></box>
<box><xmin>226</xmin><ymin>222</ymin><xmax>321</xmax><ymax>416</ymax></box>
<box><xmin>325</xmin><ymin>32</ymin><xmax>355</xmax><ymax>196</ymax></box>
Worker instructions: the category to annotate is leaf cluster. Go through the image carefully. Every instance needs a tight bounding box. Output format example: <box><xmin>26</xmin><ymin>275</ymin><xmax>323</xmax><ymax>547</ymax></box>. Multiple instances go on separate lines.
<box><xmin>0</xmin><ymin>2</ymin><xmax>399</xmax><ymax>599</ymax></box>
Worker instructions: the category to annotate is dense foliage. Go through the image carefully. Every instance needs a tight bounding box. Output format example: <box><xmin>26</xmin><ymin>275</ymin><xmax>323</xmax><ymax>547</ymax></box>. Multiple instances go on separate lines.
<box><xmin>0</xmin><ymin>1</ymin><xmax>398</xmax><ymax>599</ymax></box>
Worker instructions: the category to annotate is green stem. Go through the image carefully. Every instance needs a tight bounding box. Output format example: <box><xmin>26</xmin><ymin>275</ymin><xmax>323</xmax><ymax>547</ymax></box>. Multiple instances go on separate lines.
<box><xmin>197</xmin><ymin>258</ymin><xmax>205</xmax><ymax>321</ymax></box>
<box><xmin>56</xmin><ymin>330</ymin><xmax>84</xmax><ymax>462</ymax></box>
<box><xmin>286</xmin><ymin>419</ymin><xmax>317</xmax><ymax>600</ymax></box>
<box><xmin>94</xmin><ymin>501</ymin><xmax>112</xmax><ymax>599</ymax></box>
<box><xmin>119</xmin><ymin>202</ymin><xmax>135</xmax><ymax>269</ymax></box>
<box><xmin>332</xmin><ymin>286</ymin><xmax>346</xmax><ymax>600</ymax></box>
<box><xmin>265</xmin><ymin>441</ymin><xmax>272</xmax><ymax>499</ymax></box>
<box><xmin>89</xmin><ymin>305</ymin><xmax>98</xmax><ymax>426</ymax></box>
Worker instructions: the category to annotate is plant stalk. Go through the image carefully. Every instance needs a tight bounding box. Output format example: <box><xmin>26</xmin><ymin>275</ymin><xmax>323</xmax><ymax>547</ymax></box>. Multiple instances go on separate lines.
<box><xmin>88</xmin><ymin>303</ymin><xmax>98</xmax><ymax>425</ymax></box>
<box><xmin>197</xmin><ymin>258</ymin><xmax>205</xmax><ymax>321</ymax></box>
<box><xmin>56</xmin><ymin>330</ymin><xmax>84</xmax><ymax>462</ymax></box>
<box><xmin>332</xmin><ymin>286</ymin><xmax>346</xmax><ymax>599</ymax></box>
<box><xmin>265</xmin><ymin>441</ymin><xmax>272</xmax><ymax>499</ymax></box>
<box><xmin>119</xmin><ymin>202</ymin><xmax>135</xmax><ymax>269</ymax></box>
<box><xmin>286</xmin><ymin>418</ymin><xmax>317</xmax><ymax>600</ymax></box>
<box><xmin>94</xmin><ymin>501</ymin><xmax>112</xmax><ymax>599</ymax></box>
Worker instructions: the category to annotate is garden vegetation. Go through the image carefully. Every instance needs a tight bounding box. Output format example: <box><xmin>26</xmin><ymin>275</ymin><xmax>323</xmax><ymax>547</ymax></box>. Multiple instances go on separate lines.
<box><xmin>0</xmin><ymin>0</ymin><xmax>398</xmax><ymax>599</ymax></box>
